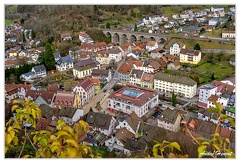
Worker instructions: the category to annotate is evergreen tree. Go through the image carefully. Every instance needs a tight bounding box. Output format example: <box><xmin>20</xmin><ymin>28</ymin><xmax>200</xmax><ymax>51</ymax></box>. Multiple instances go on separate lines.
<box><xmin>134</xmin><ymin>23</ymin><xmax>138</xmax><ymax>32</ymax></box>
<box><xmin>31</xmin><ymin>29</ymin><xmax>36</xmax><ymax>39</ymax></box>
<box><xmin>211</xmin><ymin>73</ymin><xmax>215</xmax><ymax>80</ymax></box>
<box><xmin>172</xmin><ymin>91</ymin><xmax>177</xmax><ymax>107</ymax></box>
<box><xmin>43</xmin><ymin>43</ymin><xmax>56</xmax><ymax>71</ymax></box>
<box><xmin>194</xmin><ymin>43</ymin><xmax>201</xmax><ymax>50</ymax></box>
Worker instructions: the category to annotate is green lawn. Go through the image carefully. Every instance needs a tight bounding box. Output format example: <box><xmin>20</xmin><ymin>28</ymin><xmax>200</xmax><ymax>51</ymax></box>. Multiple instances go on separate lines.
<box><xmin>5</xmin><ymin>19</ymin><xmax>19</xmax><ymax>26</ymax></box>
<box><xmin>195</xmin><ymin>61</ymin><xmax>235</xmax><ymax>82</ymax></box>
<box><xmin>204</xmin><ymin>29</ymin><xmax>223</xmax><ymax>38</ymax></box>
<box><xmin>165</xmin><ymin>38</ymin><xmax>235</xmax><ymax>50</ymax></box>
<box><xmin>6</xmin><ymin>5</ymin><xmax>18</xmax><ymax>14</ymax></box>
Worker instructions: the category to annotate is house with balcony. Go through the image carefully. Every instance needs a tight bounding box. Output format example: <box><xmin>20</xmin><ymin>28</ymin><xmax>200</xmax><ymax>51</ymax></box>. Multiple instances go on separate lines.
<box><xmin>89</xmin><ymin>78</ymin><xmax>100</xmax><ymax>95</ymax></box>
<box><xmin>108</xmin><ymin>85</ymin><xmax>159</xmax><ymax>118</ymax></box>
<box><xmin>179</xmin><ymin>49</ymin><xmax>201</xmax><ymax>64</ymax></box>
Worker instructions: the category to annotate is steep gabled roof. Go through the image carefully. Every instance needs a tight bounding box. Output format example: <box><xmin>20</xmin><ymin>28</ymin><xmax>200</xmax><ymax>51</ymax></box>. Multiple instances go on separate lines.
<box><xmin>77</xmin><ymin>78</ymin><xmax>94</xmax><ymax>91</ymax></box>
<box><xmin>32</xmin><ymin>64</ymin><xmax>46</xmax><ymax>72</ymax></box>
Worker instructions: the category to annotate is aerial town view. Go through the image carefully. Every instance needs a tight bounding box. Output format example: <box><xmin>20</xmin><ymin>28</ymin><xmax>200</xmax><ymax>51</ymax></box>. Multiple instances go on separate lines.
<box><xmin>4</xmin><ymin>5</ymin><xmax>235</xmax><ymax>158</ymax></box>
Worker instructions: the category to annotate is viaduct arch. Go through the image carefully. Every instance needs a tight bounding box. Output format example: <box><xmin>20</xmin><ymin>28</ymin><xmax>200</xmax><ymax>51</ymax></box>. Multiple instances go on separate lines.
<box><xmin>102</xmin><ymin>29</ymin><xmax>170</xmax><ymax>45</ymax></box>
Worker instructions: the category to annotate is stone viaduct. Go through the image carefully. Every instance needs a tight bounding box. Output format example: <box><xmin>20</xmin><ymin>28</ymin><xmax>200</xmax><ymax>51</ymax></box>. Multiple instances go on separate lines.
<box><xmin>102</xmin><ymin>29</ymin><xmax>171</xmax><ymax>45</ymax></box>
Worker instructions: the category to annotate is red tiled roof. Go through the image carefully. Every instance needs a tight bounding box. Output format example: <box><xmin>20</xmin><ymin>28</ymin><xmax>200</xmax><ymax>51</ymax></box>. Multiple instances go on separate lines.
<box><xmin>118</xmin><ymin>63</ymin><xmax>133</xmax><ymax>74</ymax></box>
<box><xmin>18</xmin><ymin>83</ymin><xmax>32</xmax><ymax>91</ymax></box>
<box><xmin>25</xmin><ymin>90</ymin><xmax>55</xmax><ymax>104</ymax></box>
<box><xmin>36</xmin><ymin>117</ymin><xmax>52</xmax><ymax>130</ymax></box>
<box><xmin>77</xmin><ymin>78</ymin><xmax>94</xmax><ymax>91</ymax></box>
<box><xmin>5</xmin><ymin>82</ymin><xmax>18</xmax><ymax>93</ymax></box>
<box><xmin>54</xmin><ymin>91</ymin><xmax>75</xmax><ymax>106</ymax></box>
<box><xmin>47</xmin><ymin>83</ymin><xmax>60</xmax><ymax>93</ymax></box>
<box><xmin>142</xmin><ymin>73</ymin><xmax>154</xmax><ymax>83</ymax></box>
<box><xmin>89</xmin><ymin>78</ymin><xmax>100</xmax><ymax>86</ymax></box>
<box><xmin>207</xmin><ymin>94</ymin><xmax>219</xmax><ymax>102</ymax></box>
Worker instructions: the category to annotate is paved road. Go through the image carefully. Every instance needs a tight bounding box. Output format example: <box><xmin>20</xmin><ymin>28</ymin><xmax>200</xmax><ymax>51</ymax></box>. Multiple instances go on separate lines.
<box><xmin>81</xmin><ymin>53</ymin><xmax>127</xmax><ymax>115</ymax></box>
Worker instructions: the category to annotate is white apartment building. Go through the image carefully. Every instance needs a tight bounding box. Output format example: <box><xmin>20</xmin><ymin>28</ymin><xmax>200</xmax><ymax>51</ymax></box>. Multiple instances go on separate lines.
<box><xmin>108</xmin><ymin>85</ymin><xmax>159</xmax><ymax>118</ymax></box>
<box><xmin>198</xmin><ymin>84</ymin><xmax>217</xmax><ymax>109</ymax></box>
<box><xmin>154</xmin><ymin>72</ymin><xmax>197</xmax><ymax>98</ymax></box>
<box><xmin>222</xmin><ymin>31</ymin><xmax>235</xmax><ymax>38</ymax></box>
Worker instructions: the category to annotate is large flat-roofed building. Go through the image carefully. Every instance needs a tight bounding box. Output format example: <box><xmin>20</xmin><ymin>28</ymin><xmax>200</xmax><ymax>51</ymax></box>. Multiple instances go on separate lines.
<box><xmin>108</xmin><ymin>85</ymin><xmax>158</xmax><ymax>118</ymax></box>
<box><xmin>154</xmin><ymin>72</ymin><xmax>197</xmax><ymax>98</ymax></box>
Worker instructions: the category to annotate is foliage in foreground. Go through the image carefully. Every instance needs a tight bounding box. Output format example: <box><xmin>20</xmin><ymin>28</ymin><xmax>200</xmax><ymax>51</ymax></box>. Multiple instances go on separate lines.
<box><xmin>5</xmin><ymin>100</ymin><xmax>235</xmax><ymax>158</ymax></box>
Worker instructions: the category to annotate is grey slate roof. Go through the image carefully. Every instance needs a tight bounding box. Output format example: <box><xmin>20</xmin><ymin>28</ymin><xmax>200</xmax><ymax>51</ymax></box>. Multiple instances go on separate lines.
<box><xmin>157</xmin><ymin>108</ymin><xmax>179</xmax><ymax>124</ymax></box>
<box><xmin>22</xmin><ymin>71</ymin><xmax>35</xmax><ymax>77</ymax></box>
<box><xmin>32</xmin><ymin>64</ymin><xmax>46</xmax><ymax>73</ymax></box>
<box><xmin>154</xmin><ymin>72</ymin><xmax>197</xmax><ymax>86</ymax></box>
<box><xmin>75</xmin><ymin>58</ymin><xmax>96</xmax><ymax>67</ymax></box>
<box><xmin>131</xmin><ymin>69</ymin><xmax>144</xmax><ymax>79</ymax></box>
<box><xmin>39</xmin><ymin>104</ymin><xmax>53</xmax><ymax>119</ymax></box>
<box><xmin>85</xmin><ymin>112</ymin><xmax>113</xmax><ymax>130</ymax></box>
<box><xmin>124</xmin><ymin>138</ymin><xmax>146</xmax><ymax>152</ymax></box>
<box><xmin>58</xmin><ymin>107</ymin><xmax>78</xmax><ymax>118</ymax></box>
<box><xmin>56</xmin><ymin>55</ymin><xmax>73</xmax><ymax>65</ymax></box>
<box><xmin>54</xmin><ymin>52</ymin><xmax>61</xmax><ymax>59</ymax></box>
<box><xmin>91</xmin><ymin>69</ymin><xmax>109</xmax><ymax>77</ymax></box>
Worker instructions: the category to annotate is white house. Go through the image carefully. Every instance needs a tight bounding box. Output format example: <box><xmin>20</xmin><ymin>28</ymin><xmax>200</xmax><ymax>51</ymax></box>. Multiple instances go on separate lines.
<box><xmin>130</xmin><ymin>69</ymin><xmax>144</xmax><ymax>87</ymax></box>
<box><xmin>105</xmin><ymin>128</ymin><xmax>134</xmax><ymax>156</ymax></box>
<box><xmin>58</xmin><ymin>107</ymin><xmax>84</xmax><ymax>126</ymax></box>
<box><xmin>85</xmin><ymin>112</ymin><xmax>116</xmax><ymax>136</ymax></box>
<box><xmin>18</xmin><ymin>83</ymin><xmax>36</xmax><ymax>99</ymax></box>
<box><xmin>146</xmin><ymin>41</ymin><xmax>158</xmax><ymax>52</ymax></box>
<box><xmin>222</xmin><ymin>31</ymin><xmax>235</xmax><ymax>38</ymax></box>
<box><xmin>31</xmin><ymin>64</ymin><xmax>47</xmax><ymax>78</ymax></box>
<box><xmin>20</xmin><ymin>72</ymin><xmax>37</xmax><ymax>82</ymax></box>
<box><xmin>73</xmin><ymin>58</ymin><xmax>99</xmax><ymax>79</ymax></box>
<box><xmin>170</xmin><ymin>42</ymin><xmax>186</xmax><ymax>56</ymax></box>
<box><xmin>56</xmin><ymin>55</ymin><xmax>74</xmax><ymax>71</ymax></box>
<box><xmin>108</xmin><ymin>47</ymin><xmax>123</xmax><ymax>62</ymax></box>
<box><xmin>115</xmin><ymin>117</ymin><xmax>140</xmax><ymax>135</ymax></box>
<box><xmin>157</xmin><ymin>108</ymin><xmax>181</xmax><ymax>132</ymax></box>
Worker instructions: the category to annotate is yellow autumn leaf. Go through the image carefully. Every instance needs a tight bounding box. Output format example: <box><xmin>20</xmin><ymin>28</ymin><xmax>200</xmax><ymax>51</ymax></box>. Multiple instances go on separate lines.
<box><xmin>66</xmin><ymin>139</ymin><xmax>79</xmax><ymax>148</ymax></box>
